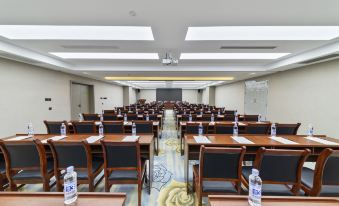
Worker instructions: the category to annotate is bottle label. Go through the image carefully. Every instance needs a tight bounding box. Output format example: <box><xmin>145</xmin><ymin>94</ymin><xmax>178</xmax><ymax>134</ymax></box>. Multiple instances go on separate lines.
<box><xmin>249</xmin><ymin>182</ymin><xmax>262</xmax><ymax>202</ymax></box>
<box><xmin>64</xmin><ymin>181</ymin><xmax>77</xmax><ymax>200</ymax></box>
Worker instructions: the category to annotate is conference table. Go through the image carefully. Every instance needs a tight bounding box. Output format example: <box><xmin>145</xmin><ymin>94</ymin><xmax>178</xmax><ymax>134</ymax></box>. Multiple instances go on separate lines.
<box><xmin>4</xmin><ymin>134</ymin><xmax>155</xmax><ymax>194</ymax></box>
<box><xmin>208</xmin><ymin>195</ymin><xmax>339</xmax><ymax>206</ymax></box>
<box><xmin>0</xmin><ymin>192</ymin><xmax>126</xmax><ymax>206</ymax></box>
<box><xmin>68</xmin><ymin>121</ymin><xmax>160</xmax><ymax>155</ymax></box>
<box><xmin>184</xmin><ymin>134</ymin><xmax>339</xmax><ymax>192</ymax></box>
<box><xmin>176</xmin><ymin>114</ymin><xmax>245</xmax><ymax>128</ymax></box>
<box><xmin>179</xmin><ymin>121</ymin><xmax>270</xmax><ymax>155</ymax></box>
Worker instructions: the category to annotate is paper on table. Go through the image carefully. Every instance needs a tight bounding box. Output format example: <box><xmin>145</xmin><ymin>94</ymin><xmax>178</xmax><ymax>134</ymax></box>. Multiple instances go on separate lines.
<box><xmin>269</xmin><ymin>136</ymin><xmax>298</xmax><ymax>145</ymax></box>
<box><xmin>193</xmin><ymin>136</ymin><xmax>211</xmax><ymax>144</ymax></box>
<box><xmin>95</xmin><ymin>121</ymin><xmax>102</xmax><ymax>126</ymax></box>
<box><xmin>41</xmin><ymin>136</ymin><xmax>66</xmax><ymax>144</ymax></box>
<box><xmin>305</xmin><ymin>136</ymin><xmax>339</xmax><ymax>145</ymax></box>
<box><xmin>231</xmin><ymin>136</ymin><xmax>254</xmax><ymax>144</ymax></box>
<box><xmin>122</xmin><ymin>136</ymin><xmax>140</xmax><ymax>142</ymax></box>
<box><xmin>123</xmin><ymin>122</ymin><xmax>129</xmax><ymax>125</ymax></box>
<box><xmin>86</xmin><ymin>136</ymin><xmax>104</xmax><ymax>143</ymax></box>
<box><xmin>232</xmin><ymin>122</ymin><xmax>245</xmax><ymax>126</ymax></box>
<box><xmin>7</xmin><ymin>136</ymin><xmax>32</xmax><ymax>141</ymax></box>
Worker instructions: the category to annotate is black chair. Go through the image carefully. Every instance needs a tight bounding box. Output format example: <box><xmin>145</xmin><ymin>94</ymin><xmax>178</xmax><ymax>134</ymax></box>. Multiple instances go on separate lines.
<box><xmin>72</xmin><ymin>121</ymin><xmax>96</xmax><ymax>134</ymax></box>
<box><xmin>133</xmin><ymin>121</ymin><xmax>153</xmax><ymax>134</ymax></box>
<box><xmin>224</xmin><ymin>110</ymin><xmax>236</xmax><ymax>115</ymax></box>
<box><xmin>103</xmin><ymin>114</ymin><xmax>119</xmax><ymax>121</ymax></box>
<box><xmin>48</xmin><ymin>140</ymin><xmax>104</xmax><ymax>192</ymax></box>
<box><xmin>214</xmin><ymin>123</ymin><xmax>234</xmax><ymax>134</ymax></box>
<box><xmin>103</xmin><ymin>110</ymin><xmax>115</xmax><ymax>114</ymax></box>
<box><xmin>82</xmin><ymin>114</ymin><xmax>100</xmax><ymax>121</ymax></box>
<box><xmin>202</xmin><ymin>114</ymin><xmax>212</xmax><ymax>121</ymax></box>
<box><xmin>144</xmin><ymin>114</ymin><xmax>158</xmax><ymax>121</ymax></box>
<box><xmin>182</xmin><ymin>114</ymin><xmax>197</xmax><ymax>121</ymax></box>
<box><xmin>242</xmin><ymin>147</ymin><xmax>310</xmax><ymax>196</ymax></box>
<box><xmin>193</xmin><ymin>146</ymin><xmax>246</xmax><ymax>206</ymax></box>
<box><xmin>243</xmin><ymin>115</ymin><xmax>259</xmax><ymax>122</ymax></box>
<box><xmin>0</xmin><ymin>140</ymin><xmax>54</xmax><ymax>191</ymax></box>
<box><xmin>127</xmin><ymin>114</ymin><xmax>138</xmax><ymax>121</ymax></box>
<box><xmin>100</xmin><ymin>141</ymin><xmax>148</xmax><ymax>206</ymax></box>
<box><xmin>102</xmin><ymin>121</ymin><xmax>125</xmax><ymax>134</ymax></box>
<box><xmin>301</xmin><ymin>148</ymin><xmax>339</xmax><ymax>197</ymax></box>
<box><xmin>0</xmin><ymin>153</ymin><xmax>7</xmax><ymax>191</ymax></box>
<box><xmin>275</xmin><ymin>123</ymin><xmax>301</xmax><ymax>135</ymax></box>
<box><xmin>224</xmin><ymin>115</ymin><xmax>235</xmax><ymax>121</ymax></box>
<box><xmin>186</xmin><ymin>122</ymin><xmax>209</xmax><ymax>135</ymax></box>
<box><xmin>44</xmin><ymin>120</ymin><xmax>68</xmax><ymax>135</ymax></box>
<box><xmin>245</xmin><ymin>123</ymin><xmax>270</xmax><ymax>134</ymax></box>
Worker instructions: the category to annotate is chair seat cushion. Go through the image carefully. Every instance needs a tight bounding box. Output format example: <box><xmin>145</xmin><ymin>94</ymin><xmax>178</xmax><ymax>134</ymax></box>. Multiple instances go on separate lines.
<box><xmin>12</xmin><ymin>159</ymin><xmax>54</xmax><ymax>180</ymax></box>
<box><xmin>109</xmin><ymin>170</ymin><xmax>138</xmax><ymax>180</ymax></box>
<box><xmin>77</xmin><ymin>158</ymin><xmax>103</xmax><ymax>180</ymax></box>
<box><xmin>262</xmin><ymin>184</ymin><xmax>294</xmax><ymax>196</ymax></box>
<box><xmin>202</xmin><ymin>181</ymin><xmax>237</xmax><ymax>193</ymax></box>
<box><xmin>242</xmin><ymin>166</ymin><xmax>253</xmax><ymax>182</ymax></box>
<box><xmin>301</xmin><ymin>167</ymin><xmax>314</xmax><ymax>189</ymax></box>
<box><xmin>318</xmin><ymin>185</ymin><xmax>339</xmax><ymax>197</ymax></box>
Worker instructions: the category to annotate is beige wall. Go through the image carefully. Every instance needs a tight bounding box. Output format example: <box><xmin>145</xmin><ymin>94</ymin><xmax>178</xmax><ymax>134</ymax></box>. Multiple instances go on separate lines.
<box><xmin>138</xmin><ymin>89</ymin><xmax>199</xmax><ymax>103</ymax></box>
<box><xmin>0</xmin><ymin>58</ymin><xmax>123</xmax><ymax>138</ymax></box>
<box><xmin>215</xmin><ymin>59</ymin><xmax>339</xmax><ymax>138</ymax></box>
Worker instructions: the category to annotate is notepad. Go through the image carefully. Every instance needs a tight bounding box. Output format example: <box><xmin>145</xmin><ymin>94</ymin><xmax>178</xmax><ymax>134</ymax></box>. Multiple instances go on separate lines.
<box><xmin>95</xmin><ymin>121</ymin><xmax>102</xmax><ymax>126</ymax></box>
<box><xmin>305</xmin><ymin>136</ymin><xmax>339</xmax><ymax>145</ymax></box>
<box><xmin>122</xmin><ymin>136</ymin><xmax>140</xmax><ymax>142</ymax></box>
<box><xmin>86</xmin><ymin>136</ymin><xmax>104</xmax><ymax>143</ymax></box>
<box><xmin>7</xmin><ymin>136</ymin><xmax>32</xmax><ymax>141</ymax></box>
<box><xmin>231</xmin><ymin>136</ymin><xmax>254</xmax><ymax>144</ymax></box>
<box><xmin>269</xmin><ymin>136</ymin><xmax>298</xmax><ymax>145</ymax></box>
<box><xmin>123</xmin><ymin>121</ymin><xmax>129</xmax><ymax>125</ymax></box>
<box><xmin>193</xmin><ymin>136</ymin><xmax>211</xmax><ymax>144</ymax></box>
<box><xmin>232</xmin><ymin>122</ymin><xmax>245</xmax><ymax>126</ymax></box>
<box><xmin>41</xmin><ymin>136</ymin><xmax>66</xmax><ymax>144</ymax></box>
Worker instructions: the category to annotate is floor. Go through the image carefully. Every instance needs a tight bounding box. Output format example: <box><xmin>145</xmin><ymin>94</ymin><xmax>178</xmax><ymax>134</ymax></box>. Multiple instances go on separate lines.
<box><xmin>21</xmin><ymin>110</ymin><xmax>202</xmax><ymax>206</ymax></box>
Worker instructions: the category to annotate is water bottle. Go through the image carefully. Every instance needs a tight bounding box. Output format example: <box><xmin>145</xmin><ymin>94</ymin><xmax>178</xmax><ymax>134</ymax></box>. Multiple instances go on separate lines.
<box><xmin>60</xmin><ymin>123</ymin><xmax>67</xmax><ymax>136</ymax></box>
<box><xmin>189</xmin><ymin>113</ymin><xmax>192</xmax><ymax>122</ymax></box>
<box><xmin>198</xmin><ymin>123</ymin><xmax>203</xmax><ymax>136</ymax></box>
<box><xmin>308</xmin><ymin>124</ymin><xmax>314</xmax><ymax>137</ymax></box>
<box><xmin>100</xmin><ymin>114</ymin><xmax>104</xmax><ymax>122</ymax></box>
<box><xmin>146</xmin><ymin>114</ymin><xmax>149</xmax><ymax>121</ymax></box>
<box><xmin>99</xmin><ymin>123</ymin><xmax>104</xmax><ymax>137</ymax></box>
<box><xmin>211</xmin><ymin>113</ymin><xmax>215</xmax><ymax>122</ymax></box>
<box><xmin>235</xmin><ymin>115</ymin><xmax>238</xmax><ymax>123</ymax></box>
<box><xmin>152</xmin><ymin>110</ymin><xmax>155</xmax><ymax>115</ymax></box>
<box><xmin>200</xmin><ymin>109</ymin><xmax>203</xmax><ymax>115</ymax></box>
<box><xmin>233</xmin><ymin>123</ymin><xmax>238</xmax><ymax>137</ymax></box>
<box><xmin>271</xmin><ymin>123</ymin><xmax>276</xmax><ymax>137</ymax></box>
<box><xmin>27</xmin><ymin>123</ymin><xmax>34</xmax><ymax>137</ymax></box>
<box><xmin>64</xmin><ymin>166</ymin><xmax>78</xmax><ymax>205</ymax></box>
<box><xmin>258</xmin><ymin>114</ymin><xmax>261</xmax><ymax>122</ymax></box>
<box><xmin>218</xmin><ymin>109</ymin><xmax>221</xmax><ymax>115</ymax></box>
<box><xmin>78</xmin><ymin>113</ymin><xmax>83</xmax><ymax>121</ymax></box>
<box><xmin>132</xmin><ymin>123</ymin><xmax>137</xmax><ymax>136</ymax></box>
<box><xmin>183</xmin><ymin>109</ymin><xmax>186</xmax><ymax>115</ymax></box>
<box><xmin>124</xmin><ymin>113</ymin><xmax>127</xmax><ymax>122</ymax></box>
<box><xmin>248</xmin><ymin>169</ymin><xmax>262</xmax><ymax>206</ymax></box>
<box><xmin>118</xmin><ymin>109</ymin><xmax>121</xmax><ymax>115</ymax></box>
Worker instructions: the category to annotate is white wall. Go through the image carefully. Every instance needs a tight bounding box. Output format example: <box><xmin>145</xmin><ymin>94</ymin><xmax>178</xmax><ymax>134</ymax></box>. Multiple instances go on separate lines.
<box><xmin>202</xmin><ymin>87</ymin><xmax>210</xmax><ymax>104</ymax></box>
<box><xmin>139</xmin><ymin>89</ymin><xmax>156</xmax><ymax>102</ymax></box>
<box><xmin>0</xmin><ymin>58</ymin><xmax>123</xmax><ymax>138</ymax></box>
<box><xmin>129</xmin><ymin>87</ymin><xmax>137</xmax><ymax>105</ymax></box>
<box><xmin>215</xmin><ymin>59</ymin><xmax>339</xmax><ymax>138</ymax></box>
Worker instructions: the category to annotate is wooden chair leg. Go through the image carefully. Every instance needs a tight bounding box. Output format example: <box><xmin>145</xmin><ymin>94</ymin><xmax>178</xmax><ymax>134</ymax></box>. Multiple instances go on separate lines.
<box><xmin>56</xmin><ymin>180</ymin><xmax>63</xmax><ymax>192</ymax></box>
<box><xmin>138</xmin><ymin>182</ymin><xmax>142</xmax><ymax>206</ymax></box>
<box><xmin>0</xmin><ymin>176</ymin><xmax>4</xmax><ymax>191</ymax></box>
<box><xmin>89</xmin><ymin>179</ymin><xmax>94</xmax><ymax>192</ymax></box>
<box><xmin>105</xmin><ymin>181</ymin><xmax>110</xmax><ymax>192</ymax></box>
<box><xmin>9</xmin><ymin>182</ymin><xmax>17</xmax><ymax>191</ymax></box>
<box><xmin>43</xmin><ymin>179</ymin><xmax>50</xmax><ymax>192</ymax></box>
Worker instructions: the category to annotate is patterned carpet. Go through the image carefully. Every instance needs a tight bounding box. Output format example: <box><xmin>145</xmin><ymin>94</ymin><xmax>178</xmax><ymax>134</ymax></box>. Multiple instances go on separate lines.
<box><xmin>20</xmin><ymin>110</ymin><xmax>204</xmax><ymax>206</ymax></box>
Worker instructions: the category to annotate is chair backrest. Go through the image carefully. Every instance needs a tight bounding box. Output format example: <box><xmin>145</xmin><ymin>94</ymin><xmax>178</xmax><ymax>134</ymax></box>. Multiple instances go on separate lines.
<box><xmin>102</xmin><ymin>121</ymin><xmax>124</xmax><ymax>134</ymax></box>
<box><xmin>127</xmin><ymin>114</ymin><xmax>138</xmax><ymax>121</ymax></box>
<box><xmin>82</xmin><ymin>114</ymin><xmax>100</xmax><ymax>121</ymax></box>
<box><xmin>224</xmin><ymin>110</ymin><xmax>236</xmax><ymax>115</ymax></box>
<box><xmin>44</xmin><ymin>120</ymin><xmax>68</xmax><ymax>134</ymax></box>
<box><xmin>72</xmin><ymin>121</ymin><xmax>96</xmax><ymax>134</ymax></box>
<box><xmin>48</xmin><ymin>140</ymin><xmax>89</xmax><ymax>170</ymax></box>
<box><xmin>103</xmin><ymin>114</ymin><xmax>119</xmax><ymax>121</ymax></box>
<box><xmin>243</xmin><ymin>115</ymin><xmax>259</xmax><ymax>121</ymax></box>
<box><xmin>200</xmin><ymin>146</ymin><xmax>246</xmax><ymax>182</ymax></box>
<box><xmin>0</xmin><ymin>140</ymin><xmax>43</xmax><ymax>171</ymax></box>
<box><xmin>202</xmin><ymin>114</ymin><xmax>212</xmax><ymax>121</ymax></box>
<box><xmin>245</xmin><ymin>123</ymin><xmax>270</xmax><ymax>134</ymax></box>
<box><xmin>214</xmin><ymin>123</ymin><xmax>234</xmax><ymax>134</ymax></box>
<box><xmin>100</xmin><ymin>141</ymin><xmax>140</xmax><ymax>175</ymax></box>
<box><xmin>182</xmin><ymin>114</ymin><xmax>197</xmax><ymax>121</ymax></box>
<box><xmin>253</xmin><ymin>148</ymin><xmax>310</xmax><ymax>185</ymax></box>
<box><xmin>144</xmin><ymin>114</ymin><xmax>158</xmax><ymax>120</ymax></box>
<box><xmin>0</xmin><ymin>153</ymin><xmax>5</xmax><ymax>172</ymax></box>
<box><xmin>186</xmin><ymin>122</ymin><xmax>209</xmax><ymax>134</ymax></box>
<box><xmin>103</xmin><ymin>110</ymin><xmax>115</xmax><ymax>114</ymax></box>
<box><xmin>224</xmin><ymin>115</ymin><xmax>236</xmax><ymax>121</ymax></box>
<box><xmin>133</xmin><ymin>120</ymin><xmax>153</xmax><ymax>134</ymax></box>
<box><xmin>322</xmin><ymin>151</ymin><xmax>339</xmax><ymax>185</ymax></box>
<box><xmin>276</xmin><ymin>123</ymin><xmax>301</xmax><ymax>135</ymax></box>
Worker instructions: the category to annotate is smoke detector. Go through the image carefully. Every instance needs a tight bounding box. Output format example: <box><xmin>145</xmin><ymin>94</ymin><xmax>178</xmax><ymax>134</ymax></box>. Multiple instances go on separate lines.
<box><xmin>162</xmin><ymin>52</ymin><xmax>178</xmax><ymax>66</ymax></box>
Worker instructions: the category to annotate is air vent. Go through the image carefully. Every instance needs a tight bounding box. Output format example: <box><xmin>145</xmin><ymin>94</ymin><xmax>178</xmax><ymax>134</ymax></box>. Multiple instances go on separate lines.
<box><xmin>299</xmin><ymin>54</ymin><xmax>339</xmax><ymax>64</ymax></box>
<box><xmin>61</xmin><ymin>45</ymin><xmax>120</xmax><ymax>50</ymax></box>
<box><xmin>0</xmin><ymin>52</ymin><xmax>41</xmax><ymax>64</ymax></box>
<box><xmin>220</xmin><ymin>46</ymin><xmax>276</xmax><ymax>50</ymax></box>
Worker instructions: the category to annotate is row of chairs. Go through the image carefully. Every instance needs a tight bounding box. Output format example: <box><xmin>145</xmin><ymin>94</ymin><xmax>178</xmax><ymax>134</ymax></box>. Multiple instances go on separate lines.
<box><xmin>44</xmin><ymin>120</ymin><xmax>154</xmax><ymax>135</ymax></box>
<box><xmin>180</xmin><ymin>114</ymin><xmax>260</xmax><ymax>121</ymax></box>
<box><xmin>185</xmin><ymin>122</ymin><xmax>301</xmax><ymax>135</ymax></box>
<box><xmin>82</xmin><ymin>113</ymin><xmax>159</xmax><ymax>121</ymax></box>
<box><xmin>0</xmin><ymin>140</ymin><xmax>147</xmax><ymax>206</ymax></box>
<box><xmin>193</xmin><ymin>146</ymin><xmax>339</xmax><ymax>205</ymax></box>
<box><xmin>177</xmin><ymin>110</ymin><xmax>235</xmax><ymax>115</ymax></box>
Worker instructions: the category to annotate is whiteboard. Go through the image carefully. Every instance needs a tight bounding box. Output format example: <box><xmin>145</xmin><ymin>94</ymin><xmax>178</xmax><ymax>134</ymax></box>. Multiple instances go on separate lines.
<box><xmin>244</xmin><ymin>80</ymin><xmax>268</xmax><ymax>120</ymax></box>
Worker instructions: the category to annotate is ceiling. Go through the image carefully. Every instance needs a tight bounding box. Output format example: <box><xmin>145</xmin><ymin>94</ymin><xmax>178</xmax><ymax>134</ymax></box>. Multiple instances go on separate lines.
<box><xmin>0</xmin><ymin>0</ymin><xmax>339</xmax><ymax>89</ymax></box>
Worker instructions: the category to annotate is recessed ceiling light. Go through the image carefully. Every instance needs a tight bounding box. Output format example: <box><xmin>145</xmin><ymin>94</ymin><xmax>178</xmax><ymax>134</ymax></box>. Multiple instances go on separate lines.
<box><xmin>249</xmin><ymin>72</ymin><xmax>256</xmax><ymax>75</ymax></box>
<box><xmin>180</xmin><ymin>53</ymin><xmax>290</xmax><ymax>59</ymax></box>
<box><xmin>105</xmin><ymin>77</ymin><xmax>234</xmax><ymax>81</ymax></box>
<box><xmin>49</xmin><ymin>52</ymin><xmax>159</xmax><ymax>59</ymax></box>
<box><xmin>0</xmin><ymin>25</ymin><xmax>154</xmax><ymax>40</ymax></box>
<box><xmin>185</xmin><ymin>26</ymin><xmax>339</xmax><ymax>40</ymax></box>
